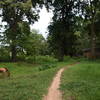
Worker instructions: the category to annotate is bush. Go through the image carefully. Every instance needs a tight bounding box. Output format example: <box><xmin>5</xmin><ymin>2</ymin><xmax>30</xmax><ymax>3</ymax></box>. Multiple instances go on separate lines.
<box><xmin>63</xmin><ymin>56</ymin><xmax>72</xmax><ymax>61</ymax></box>
<box><xmin>35</xmin><ymin>55</ymin><xmax>58</xmax><ymax>64</ymax></box>
<box><xmin>25</xmin><ymin>55</ymin><xmax>58</xmax><ymax>64</ymax></box>
<box><xmin>25</xmin><ymin>56</ymin><xmax>36</xmax><ymax>63</ymax></box>
<box><xmin>16</xmin><ymin>55</ymin><xmax>26</xmax><ymax>61</ymax></box>
<box><xmin>38</xmin><ymin>63</ymin><xmax>57</xmax><ymax>71</ymax></box>
<box><xmin>0</xmin><ymin>55</ymin><xmax>10</xmax><ymax>62</ymax></box>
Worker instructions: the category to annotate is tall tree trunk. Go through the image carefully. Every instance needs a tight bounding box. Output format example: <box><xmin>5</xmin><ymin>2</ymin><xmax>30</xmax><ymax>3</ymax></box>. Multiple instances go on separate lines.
<box><xmin>91</xmin><ymin>22</ymin><xmax>96</xmax><ymax>59</ymax></box>
<box><xmin>11</xmin><ymin>45</ymin><xmax>17</xmax><ymax>62</ymax></box>
<box><xmin>10</xmin><ymin>24</ymin><xmax>17</xmax><ymax>62</ymax></box>
<box><xmin>89</xmin><ymin>0</ymin><xmax>97</xmax><ymax>59</ymax></box>
<box><xmin>57</xmin><ymin>47</ymin><xmax>64</xmax><ymax>61</ymax></box>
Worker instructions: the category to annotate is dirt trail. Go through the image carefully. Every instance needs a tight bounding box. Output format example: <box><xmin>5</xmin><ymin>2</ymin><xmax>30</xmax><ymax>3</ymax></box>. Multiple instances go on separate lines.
<box><xmin>43</xmin><ymin>67</ymin><xmax>65</xmax><ymax>100</ymax></box>
<box><xmin>43</xmin><ymin>62</ymin><xmax>79</xmax><ymax>100</ymax></box>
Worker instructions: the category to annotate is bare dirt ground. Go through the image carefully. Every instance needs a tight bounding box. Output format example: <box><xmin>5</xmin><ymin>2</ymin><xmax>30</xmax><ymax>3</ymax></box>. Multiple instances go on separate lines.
<box><xmin>43</xmin><ymin>62</ymin><xmax>79</xmax><ymax>100</ymax></box>
<box><xmin>43</xmin><ymin>67</ymin><xmax>65</xmax><ymax>100</ymax></box>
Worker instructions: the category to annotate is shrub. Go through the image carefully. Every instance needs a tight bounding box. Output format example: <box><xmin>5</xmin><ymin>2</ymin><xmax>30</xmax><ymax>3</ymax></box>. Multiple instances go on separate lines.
<box><xmin>38</xmin><ymin>63</ymin><xmax>57</xmax><ymax>71</ymax></box>
<box><xmin>63</xmin><ymin>56</ymin><xmax>71</xmax><ymax>61</ymax></box>
<box><xmin>25</xmin><ymin>56</ymin><xmax>36</xmax><ymax>63</ymax></box>
<box><xmin>25</xmin><ymin>55</ymin><xmax>58</xmax><ymax>64</ymax></box>
<box><xmin>0</xmin><ymin>55</ymin><xmax>10</xmax><ymax>62</ymax></box>
<box><xmin>16</xmin><ymin>55</ymin><xmax>26</xmax><ymax>61</ymax></box>
<box><xmin>35</xmin><ymin>55</ymin><xmax>58</xmax><ymax>64</ymax></box>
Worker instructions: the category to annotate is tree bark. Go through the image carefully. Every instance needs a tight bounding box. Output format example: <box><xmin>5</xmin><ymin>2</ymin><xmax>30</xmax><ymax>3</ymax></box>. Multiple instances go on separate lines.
<box><xmin>10</xmin><ymin>23</ymin><xmax>17</xmax><ymax>62</ymax></box>
<box><xmin>57</xmin><ymin>47</ymin><xmax>64</xmax><ymax>61</ymax></box>
<box><xmin>91</xmin><ymin>22</ymin><xmax>96</xmax><ymax>59</ymax></box>
<box><xmin>11</xmin><ymin>45</ymin><xmax>17</xmax><ymax>62</ymax></box>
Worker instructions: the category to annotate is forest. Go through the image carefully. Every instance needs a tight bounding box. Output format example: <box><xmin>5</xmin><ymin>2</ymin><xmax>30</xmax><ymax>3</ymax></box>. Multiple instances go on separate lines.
<box><xmin>0</xmin><ymin>0</ymin><xmax>100</xmax><ymax>100</ymax></box>
<box><xmin>0</xmin><ymin>0</ymin><xmax>100</xmax><ymax>62</ymax></box>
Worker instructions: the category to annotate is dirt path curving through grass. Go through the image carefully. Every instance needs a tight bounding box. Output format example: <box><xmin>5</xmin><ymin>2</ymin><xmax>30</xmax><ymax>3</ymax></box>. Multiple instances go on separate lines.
<box><xmin>43</xmin><ymin>62</ymin><xmax>79</xmax><ymax>100</ymax></box>
<box><xmin>43</xmin><ymin>67</ymin><xmax>64</xmax><ymax>100</ymax></box>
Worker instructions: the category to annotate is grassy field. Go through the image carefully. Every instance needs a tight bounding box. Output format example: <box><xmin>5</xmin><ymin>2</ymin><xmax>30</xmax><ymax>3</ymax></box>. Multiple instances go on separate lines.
<box><xmin>0</xmin><ymin>59</ymin><xmax>76</xmax><ymax>100</ymax></box>
<box><xmin>60</xmin><ymin>60</ymin><xmax>100</xmax><ymax>100</ymax></box>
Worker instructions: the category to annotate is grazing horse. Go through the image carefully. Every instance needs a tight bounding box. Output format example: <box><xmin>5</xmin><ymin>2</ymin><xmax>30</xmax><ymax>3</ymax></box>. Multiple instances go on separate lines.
<box><xmin>0</xmin><ymin>68</ymin><xmax>10</xmax><ymax>77</ymax></box>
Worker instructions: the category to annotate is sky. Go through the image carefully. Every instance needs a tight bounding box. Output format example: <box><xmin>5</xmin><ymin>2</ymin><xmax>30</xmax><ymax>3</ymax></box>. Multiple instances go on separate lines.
<box><xmin>0</xmin><ymin>6</ymin><xmax>53</xmax><ymax>38</ymax></box>
<box><xmin>30</xmin><ymin>6</ymin><xmax>53</xmax><ymax>38</ymax></box>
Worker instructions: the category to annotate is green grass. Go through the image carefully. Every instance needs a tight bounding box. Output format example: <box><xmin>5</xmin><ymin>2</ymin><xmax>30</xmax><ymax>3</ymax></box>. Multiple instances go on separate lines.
<box><xmin>0</xmin><ymin>62</ymin><xmax>57</xmax><ymax>100</ymax></box>
<box><xmin>0</xmin><ymin>59</ymin><xmax>76</xmax><ymax>100</ymax></box>
<box><xmin>60</xmin><ymin>60</ymin><xmax>100</xmax><ymax>100</ymax></box>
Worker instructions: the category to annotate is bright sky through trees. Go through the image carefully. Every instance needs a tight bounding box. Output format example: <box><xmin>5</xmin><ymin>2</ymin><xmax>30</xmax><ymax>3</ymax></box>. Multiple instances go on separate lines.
<box><xmin>30</xmin><ymin>6</ymin><xmax>53</xmax><ymax>38</ymax></box>
<box><xmin>0</xmin><ymin>6</ymin><xmax>53</xmax><ymax>38</ymax></box>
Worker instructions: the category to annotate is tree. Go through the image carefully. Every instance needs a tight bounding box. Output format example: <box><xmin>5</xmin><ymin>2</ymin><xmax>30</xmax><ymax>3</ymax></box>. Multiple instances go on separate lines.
<box><xmin>47</xmin><ymin>0</ymin><xmax>100</xmax><ymax>60</ymax></box>
<box><xmin>24</xmin><ymin>29</ymin><xmax>46</xmax><ymax>56</ymax></box>
<box><xmin>80</xmin><ymin>0</ymin><xmax>100</xmax><ymax>58</ymax></box>
<box><xmin>0</xmin><ymin>0</ymin><xmax>39</xmax><ymax>61</ymax></box>
<box><xmin>47</xmin><ymin>0</ymin><xmax>79</xmax><ymax>61</ymax></box>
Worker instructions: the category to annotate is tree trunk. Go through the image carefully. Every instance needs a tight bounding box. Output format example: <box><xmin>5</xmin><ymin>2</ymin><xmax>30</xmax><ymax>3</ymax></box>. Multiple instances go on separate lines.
<box><xmin>57</xmin><ymin>47</ymin><xmax>64</xmax><ymax>61</ymax></box>
<box><xmin>91</xmin><ymin>22</ymin><xmax>96</xmax><ymax>59</ymax></box>
<box><xmin>11</xmin><ymin>45</ymin><xmax>17</xmax><ymax>62</ymax></box>
<box><xmin>10</xmin><ymin>23</ymin><xmax>17</xmax><ymax>62</ymax></box>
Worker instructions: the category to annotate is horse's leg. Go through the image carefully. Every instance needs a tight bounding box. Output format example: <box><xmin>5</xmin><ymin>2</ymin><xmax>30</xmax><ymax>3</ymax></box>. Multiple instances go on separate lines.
<box><xmin>7</xmin><ymin>71</ymin><xmax>10</xmax><ymax>77</ymax></box>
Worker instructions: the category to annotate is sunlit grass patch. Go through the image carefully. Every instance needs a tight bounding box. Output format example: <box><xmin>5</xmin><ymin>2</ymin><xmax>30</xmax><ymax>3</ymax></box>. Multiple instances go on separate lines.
<box><xmin>60</xmin><ymin>60</ymin><xmax>100</xmax><ymax>100</ymax></box>
<box><xmin>0</xmin><ymin>59</ymin><xmax>76</xmax><ymax>100</ymax></box>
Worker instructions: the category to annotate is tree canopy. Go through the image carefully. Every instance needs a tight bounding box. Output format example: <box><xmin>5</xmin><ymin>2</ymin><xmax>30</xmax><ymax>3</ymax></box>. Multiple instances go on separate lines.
<box><xmin>0</xmin><ymin>0</ymin><xmax>100</xmax><ymax>62</ymax></box>
<box><xmin>0</xmin><ymin>0</ymin><xmax>41</xmax><ymax>61</ymax></box>
<box><xmin>47</xmin><ymin>0</ymin><xmax>100</xmax><ymax>60</ymax></box>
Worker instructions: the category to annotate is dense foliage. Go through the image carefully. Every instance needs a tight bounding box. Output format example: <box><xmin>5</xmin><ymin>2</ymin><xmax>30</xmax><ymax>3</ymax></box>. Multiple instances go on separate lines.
<box><xmin>0</xmin><ymin>0</ymin><xmax>40</xmax><ymax>61</ymax></box>
<box><xmin>0</xmin><ymin>0</ymin><xmax>100</xmax><ymax>62</ymax></box>
<box><xmin>47</xmin><ymin>0</ymin><xmax>79</xmax><ymax>61</ymax></box>
<box><xmin>0</xmin><ymin>0</ymin><xmax>48</xmax><ymax>62</ymax></box>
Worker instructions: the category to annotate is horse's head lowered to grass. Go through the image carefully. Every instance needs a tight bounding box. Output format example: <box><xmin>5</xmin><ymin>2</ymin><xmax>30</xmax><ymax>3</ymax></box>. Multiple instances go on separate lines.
<box><xmin>0</xmin><ymin>68</ymin><xmax>10</xmax><ymax>78</ymax></box>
